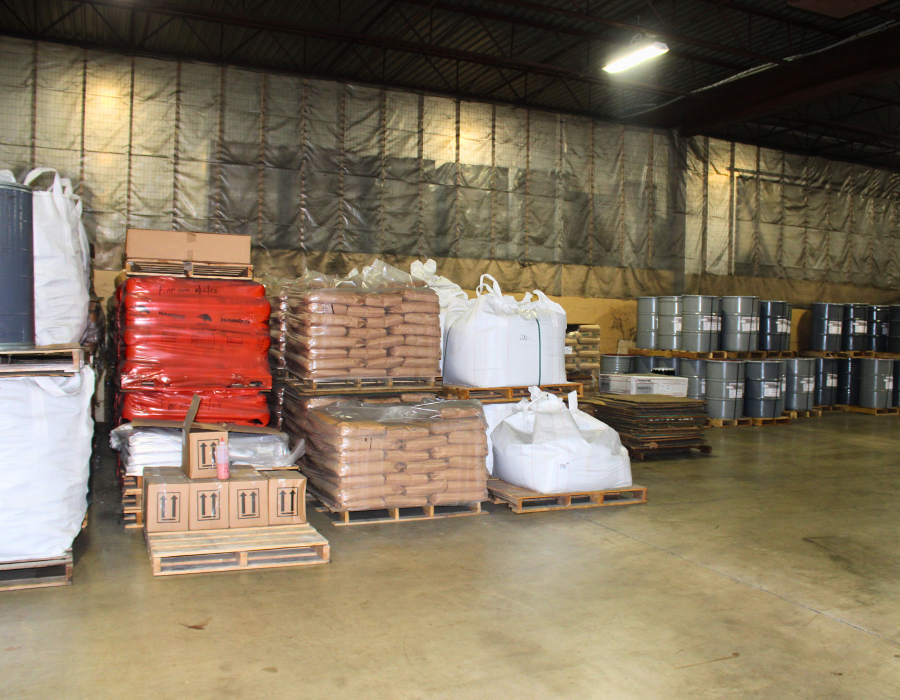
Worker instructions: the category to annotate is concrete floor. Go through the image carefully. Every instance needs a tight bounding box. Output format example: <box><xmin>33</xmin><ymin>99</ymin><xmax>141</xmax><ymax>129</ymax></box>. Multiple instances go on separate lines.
<box><xmin>2</xmin><ymin>413</ymin><xmax>900</xmax><ymax>699</ymax></box>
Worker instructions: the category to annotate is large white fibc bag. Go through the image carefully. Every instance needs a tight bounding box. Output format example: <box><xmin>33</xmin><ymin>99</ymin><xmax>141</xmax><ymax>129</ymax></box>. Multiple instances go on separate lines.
<box><xmin>24</xmin><ymin>168</ymin><xmax>91</xmax><ymax>346</ymax></box>
<box><xmin>482</xmin><ymin>402</ymin><xmax>522</xmax><ymax>475</ymax></box>
<box><xmin>443</xmin><ymin>275</ymin><xmax>566</xmax><ymax>387</ymax></box>
<box><xmin>410</xmin><ymin>259</ymin><xmax>471</xmax><ymax>373</ymax></box>
<box><xmin>0</xmin><ymin>368</ymin><xmax>94</xmax><ymax>561</ymax></box>
<box><xmin>492</xmin><ymin>388</ymin><xmax>632</xmax><ymax>494</ymax></box>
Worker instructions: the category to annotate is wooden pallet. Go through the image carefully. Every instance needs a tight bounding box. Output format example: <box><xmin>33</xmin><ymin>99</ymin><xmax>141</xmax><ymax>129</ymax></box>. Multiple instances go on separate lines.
<box><xmin>0</xmin><ymin>550</ymin><xmax>73</xmax><ymax>591</ymax></box>
<box><xmin>487</xmin><ymin>479</ymin><xmax>647</xmax><ymax>514</ymax></box>
<box><xmin>123</xmin><ymin>510</ymin><xmax>144</xmax><ymax>530</ymax></box>
<box><xmin>146</xmin><ymin>524</ymin><xmax>329</xmax><ymax>576</ymax></box>
<box><xmin>706</xmin><ymin>417</ymin><xmax>753</xmax><ymax>428</ymax></box>
<box><xmin>766</xmin><ymin>350</ymin><xmax>798</xmax><ymax>358</ymax></box>
<box><xmin>802</xmin><ymin>350</ymin><xmax>876</xmax><ymax>359</ymax></box>
<box><xmin>815</xmin><ymin>405</ymin><xmax>840</xmax><ymax>412</ymax></box>
<box><xmin>628</xmin><ymin>444</ymin><xmax>712</xmax><ymax>460</ymax></box>
<box><xmin>722</xmin><ymin>350</ymin><xmax>768</xmax><ymax>359</ymax></box>
<box><xmin>835</xmin><ymin>405</ymin><xmax>900</xmax><ymax>416</ymax></box>
<box><xmin>750</xmin><ymin>416</ymin><xmax>792</xmax><ymax>426</ymax></box>
<box><xmin>0</xmin><ymin>345</ymin><xmax>84</xmax><ymax>376</ymax></box>
<box><xmin>782</xmin><ymin>409</ymin><xmax>823</xmax><ymax>419</ymax></box>
<box><xmin>287</xmin><ymin>375</ymin><xmax>438</xmax><ymax>393</ymax></box>
<box><xmin>125</xmin><ymin>258</ymin><xmax>252</xmax><ymax>280</ymax></box>
<box><xmin>309</xmin><ymin>485</ymin><xmax>484</xmax><ymax>525</ymax></box>
<box><xmin>441</xmin><ymin>382</ymin><xmax>583</xmax><ymax>403</ymax></box>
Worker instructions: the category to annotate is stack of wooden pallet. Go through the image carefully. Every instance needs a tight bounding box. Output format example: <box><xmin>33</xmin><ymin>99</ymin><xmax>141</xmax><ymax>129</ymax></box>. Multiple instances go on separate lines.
<box><xmin>581</xmin><ymin>394</ymin><xmax>711</xmax><ymax>460</ymax></box>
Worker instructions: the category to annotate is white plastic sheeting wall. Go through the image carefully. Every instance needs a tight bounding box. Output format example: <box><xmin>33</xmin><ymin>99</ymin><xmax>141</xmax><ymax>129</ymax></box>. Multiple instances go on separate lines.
<box><xmin>1</xmin><ymin>37</ymin><xmax>898</xmax><ymax>296</ymax></box>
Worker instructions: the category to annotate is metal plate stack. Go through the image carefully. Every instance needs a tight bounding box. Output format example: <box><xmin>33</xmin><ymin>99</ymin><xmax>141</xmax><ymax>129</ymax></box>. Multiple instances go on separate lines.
<box><xmin>858</xmin><ymin>358</ymin><xmax>894</xmax><ymax>409</ymax></box>
<box><xmin>705</xmin><ymin>360</ymin><xmax>745</xmax><ymax>419</ymax></box>
<box><xmin>841</xmin><ymin>304</ymin><xmax>868</xmax><ymax>352</ymax></box>
<box><xmin>810</xmin><ymin>302</ymin><xmax>843</xmax><ymax>352</ymax></box>
<box><xmin>635</xmin><ymin>297</ymin><xmax>658</xmax><ymax>349</ymax></box>
<box><xmin>657</xmin><ymin>296</ymin><xmax>682</xmax><ymax>351</ymax></box>
<box><xmin>720</xmin><ymin>296</ymin><xmax>757</xmax><ymax>352</ymax></box>
<box><xmin>866</xmin><ymin>305</ymin><xmax>890</xmax><ymax>352</ymax></box>
<box><xmin>784</xmin><ymin>358</ymin><xmax>815</xmax><ymax>411</ymax></box>
<box><xmin>744</xmin><ymin>360</ymin><xmax>785</xmax><ymax>419</ymax></box>
<box><xmin>813</xmin><ymin>357</ymin><xmax>838</xmax><ymax>407</ymax></box>
<box><xmin>680</xmin><ymin>296</ymin><xmax>718</xmax><ymax>352</ymax></box>
<box><xmin>600</xmin><ymin>355</ymin><xmax>634</xmax><ymax>374</ymax></box>
<box><xmin>758</xmin><ymin>301</ymin><xmax>791</xmax><ymax>351</ymax></box>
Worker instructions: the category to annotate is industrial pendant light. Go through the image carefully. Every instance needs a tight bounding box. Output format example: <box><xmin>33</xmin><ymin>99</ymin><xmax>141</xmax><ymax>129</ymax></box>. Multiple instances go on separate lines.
<box><xmin>603</xmin><ymin>40</ymin><xmax>669</xmax><ymax>73</ymax></box>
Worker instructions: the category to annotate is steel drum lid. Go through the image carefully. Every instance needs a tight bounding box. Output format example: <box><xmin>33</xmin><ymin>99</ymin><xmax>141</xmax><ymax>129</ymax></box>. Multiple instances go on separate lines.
<box><xmin>637</xmin><ymin>297</ymin><xmax>659</xmax><ymax>314</ymax></box>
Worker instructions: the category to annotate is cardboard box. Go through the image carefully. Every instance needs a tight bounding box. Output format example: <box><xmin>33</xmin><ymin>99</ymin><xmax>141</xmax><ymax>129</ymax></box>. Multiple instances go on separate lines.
<box><xmin>188</xmin><ymin>480</ymin><xmax>230</xmax><ymax>531</ymax></box>
<box><xmin>125</xmin><ymin>229</ymin><xmax>251</xmax><ymax>265</ymax></box>
<box><xmin>597</xmin><ymin>373</ymin><xmax>689</xmax><ymax>398</ymax></box>
<box><xmin>184</xmin><ymin>430</ymin><xmax>228</xmax><ymax>480</ymax></box>
<box><xmin>263</xmin><ymin>471</ymin><xmax>307</xmax><ymax>525</ymax></box>
<box><xmin>144</xmin><ymin>468</ymin><xmax>190</xmax><ymax>533</ymax></box>
<box><xmin>228</xmin><ymin>469</ymin><xmax>269</xmax><ymax>528</ymax></box>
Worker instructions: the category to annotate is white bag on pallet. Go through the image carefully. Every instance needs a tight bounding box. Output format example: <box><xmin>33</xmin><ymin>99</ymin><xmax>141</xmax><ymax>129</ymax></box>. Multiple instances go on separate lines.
<box><xmin>491</xmin><ymin>388</ymin><xmax>631</xmax><ymax>494</ymax></box>
<box><xmin>410</xmin><ymin>259</ymin><xmax>470</xmax><ymax>373</ymax></box>
<box><xmin>23</xmin><ymin>168</ymin><xmax>91</xmax><ymax>346</ymax></box>
<box><xmin>443</xmin><ymin>275</ymin><xmax>566</xmax><ymax>388</ymax></box>
<box><xmin>0</xmin><ymin>368</ymin><xmax>94</xmax><ymax>561</ymax></box>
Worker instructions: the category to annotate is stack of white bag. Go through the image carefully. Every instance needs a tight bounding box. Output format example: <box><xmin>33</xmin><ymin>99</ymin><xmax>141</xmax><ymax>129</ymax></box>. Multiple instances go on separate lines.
<box><xmin>411</xmin><ymin>266</ymin><xmax>567</xmax><ymax>388</ymax></box>
<box><xmin>491</xmin><ymin>388</ymin><xmax>632</xmax><ymax>494</ymax></box>
<box><xmin>110</xmin><ymin>426</ymin><xmax>305</xmax><ymax>476</ymax></box>
<box><xmin>0</xmin><ymin>369</ymin><xmax>94</xmax><ymax>561</ymax></box>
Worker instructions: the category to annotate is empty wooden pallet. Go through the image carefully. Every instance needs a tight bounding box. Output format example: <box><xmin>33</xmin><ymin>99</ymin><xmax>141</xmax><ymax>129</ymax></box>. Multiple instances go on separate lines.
<box><xmin>487</xmin><ymin>479</ymin><xmax>647</xmax><ymax>514</ymax></box>
<box><xmin>441</xmin><ymin>383</ymin><xmax>583</xmax><ymax>404</ymax></box>
<box><xmin>146</xmin><ymin>524</ymin><xmax>329</xmax><ymax>576</ymax></box>
<box><xmin>0</xmin><ymin>345</ymin><xmax>84</xmax><ymax>377</ymax></box>
<box><xmin>0</xmin><ymin>550</ymin><xmax>73</xmax><ymax>592</ymax></box>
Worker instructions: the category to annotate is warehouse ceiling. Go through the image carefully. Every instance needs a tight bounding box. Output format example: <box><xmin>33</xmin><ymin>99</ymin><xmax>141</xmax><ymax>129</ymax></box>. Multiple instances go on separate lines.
<box><xmin>3</xmin><ymin>0</ymin><xmax>900</xmax><ymax>169</ymax></box>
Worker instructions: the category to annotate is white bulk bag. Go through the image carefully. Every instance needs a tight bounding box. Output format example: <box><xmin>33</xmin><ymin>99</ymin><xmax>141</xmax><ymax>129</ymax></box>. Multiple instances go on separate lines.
<box><xmin>491</xmin><ymin>388</ymin><xmax>631</xmax><ymax>494</ymax></box>
<box><xmin>482</xmin><ymin>402</ymin><xmax>522</xmax><ymax>475</ymax></box>
<box><xmin>0</xmin><ymin>368</ymin><xmax>94</xmax><ymax>561</ymax></box>
<box><xmin>443</xmin><ymin>274</ymin><xmax>566</xmax><ymax>387</ymax></box>
<box><xmin>24</xmin><ymin>168</ymin><xmax>91</xmax><ymax>346</ymax></box>
<box><xmin>410</xmin><ymin>259</ymin><xmax>471</xmax><ymax>373</ymax></box>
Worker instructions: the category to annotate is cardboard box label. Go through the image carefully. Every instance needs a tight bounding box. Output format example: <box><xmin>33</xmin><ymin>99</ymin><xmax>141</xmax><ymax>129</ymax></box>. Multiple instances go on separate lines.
<box><xmin>195</xmin><ymin>488</ymin><xmax>223</xmax><ymax>520</ymax></box>
<box><xmin>274</xmin><ymin>486</ymin><xmax>301</xmax><ymax>518</ymax></box>
<box><xmin>189</xmin><ymin>481</ymin><xmax>229</xmax><ymax>530</ymax></box>
<box><xmin>156</xmin><ymin>491</ymin><xmax>182</xmax><ymax>523</ymax></box>
<box><xmin>235</xmin><ymin>487</ymin><xmax>262</xmax><ymax>520</ymax></box>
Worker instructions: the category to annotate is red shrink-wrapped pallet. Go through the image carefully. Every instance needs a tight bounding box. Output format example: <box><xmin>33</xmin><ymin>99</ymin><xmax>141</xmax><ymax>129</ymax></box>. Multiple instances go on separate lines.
<box><xmin>117</xmin><ymin>277</ymin><xmax>272</xmax><ymax>391</ymax></box>
<box><xmin>120</xmin><ymin>389</ymin><xmax>270</xmax><ymax>426</ymax></box>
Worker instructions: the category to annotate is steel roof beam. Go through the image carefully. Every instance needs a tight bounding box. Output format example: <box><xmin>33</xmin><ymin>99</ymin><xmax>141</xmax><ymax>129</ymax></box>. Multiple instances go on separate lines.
<box><xmin>635</xmin><ymin>24</ymin><xmax>900</xmax><ymax>134</ymax></box>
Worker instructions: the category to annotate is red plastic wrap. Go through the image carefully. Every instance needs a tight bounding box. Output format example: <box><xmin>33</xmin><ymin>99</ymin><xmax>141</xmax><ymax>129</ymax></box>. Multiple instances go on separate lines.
<box><xmin>120</xmin><ymin>390</ymin><xmax>270</xmax><ymax>426</ymax></box>
<box><xmin>117</xmin><ymin>277</ymin><xmax>272</xmax><ymax>390</ymax></box>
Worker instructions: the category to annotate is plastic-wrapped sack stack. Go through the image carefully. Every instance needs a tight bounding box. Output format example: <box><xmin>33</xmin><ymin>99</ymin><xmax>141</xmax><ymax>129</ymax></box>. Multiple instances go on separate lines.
<box><xmin>301</xmin><ymin>400</ymin><xmax>488</xmax><ymax>511</ymax></box>
<box><xmin>282</xmin><ymin>268</ymin><xmax>440</xmax><ymax>383</ymax></box>
<box><xmin>109</xmin><ymin>424</ymin><xmax>304</xmax><ymax>476</ymax></box>
<box><xmin>565</xmin><ymin>325</ymin><xmax>602</xmax><ymax>375</ymax></box>
<box><xmin>114</xmin><ymin>277</ymin><xmax>272</xmax><ymax>425</ymax></box>
<box><xmin>491</xmin><ymin>389</ymin><xmax>632</xmax><ymax>494</ymax></box>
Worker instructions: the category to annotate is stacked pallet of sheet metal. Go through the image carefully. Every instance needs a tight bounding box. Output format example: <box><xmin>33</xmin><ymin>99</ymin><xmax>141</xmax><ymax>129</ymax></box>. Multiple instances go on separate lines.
<box><xmin>580</xmin><ymin>394</ymin><xmax>710</xmax><ymax>459</ymax></box>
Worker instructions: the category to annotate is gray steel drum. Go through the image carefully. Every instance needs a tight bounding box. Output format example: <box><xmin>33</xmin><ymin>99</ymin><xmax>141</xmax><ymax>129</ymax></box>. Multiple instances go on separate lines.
<box><xmin>836</xmin><ymin>357</ymin><xmax>861</xmax><ymax>406</ymax></box>
<box><xmin>890</xmin><ymin>305</ymin><xmax>900</xmax><ymax>354</ymax></box>
<box><xmin>600</xmin><ymin>355</ymin><xmax>634</xmax><ymax>374</ymax></box>
<box><xmin>813</xmin><ymin>357</ymin><xmax>837</xmax><ymax>407</ymax></box>
<box><xmin>784</xmin><ymin>358</ymin><xmax>815</xmax><ymax>411</ymax></box>
<box><xmin>653</xmin><ymin>356</ymin><xmax>678</xmax><ymax>371</ymax></box>
<box><xmin>657</xmin><ymin>296</ymin><xmax>682</xmax><ymax>350</ymax></box>
<box><xmin>859</xmin><ymin>358</ymin><xmax>894</xmax><ymax>409</ymax></box>
<box><xmin>678</xmin><ymin>358</ymin><xmax>706</xmax><ymax>399</ymax></box>
<box><xmin>681</xmin><ymin>295</ymin><xmax>718</xmax><ymax>353</ymax></box>
<box><xmin>841</xmin><ymin>304</ymin><xmax>868</xmax><ymax>352</ymax></box>
<box><xmin>866</xmin><ymin>305</ymin><xmax>890</xmax><ymax>352</ymax></box>
<box><xmin>748</xmin><ymin>297</ymin><xmax>761</xmax><ymax>351</ymax></box>
<box><xmin>705</xmin><ymin>360</ymin><xmax>745</xmax><ymax>419</ymax></box>
<box><xmin>0</xmin><ymin>181</ymin><xmax>34</xmax><ymax>349</ymax></box>
<box><xmin>633</xmin><ymin>355</ymin><xmax>655</xmax><ymax>373</ymax></box>
<box><xmin>710</xmin><ymin>297</ymin><xmax>722</xmax><ymax>351</ymax></box>
<box><xmin>636</xmin><ymin>297</ymin><xmax>658</xmax><ymax>349</ymax></box>
<box><xmin>744</xmin><ymin>360</ymin><xmax>785</xmax><ymax>418</ymax></box>
<box><xmin>720</xmin><ymin>296</ymin><xmax>757</xmax><ymax>351</ymax></box>
<box><xmin>810</xmin><ymin>302</ymin><xmax>844</xmax><ymax>352</ymax></box>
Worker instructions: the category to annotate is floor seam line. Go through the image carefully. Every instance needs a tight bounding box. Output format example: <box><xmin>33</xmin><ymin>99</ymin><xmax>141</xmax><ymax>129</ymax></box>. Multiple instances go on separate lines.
<box><xmin>575</xmin><ymin>513</ymin><xmax>900</xmax><ymax>647</ymax></box>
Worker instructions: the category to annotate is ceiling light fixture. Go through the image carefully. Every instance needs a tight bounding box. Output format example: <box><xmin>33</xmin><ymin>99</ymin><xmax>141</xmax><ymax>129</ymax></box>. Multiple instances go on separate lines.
<box><xmin>603</xmin><ymin>41</ymin><xmax>669</xmax><ymax>73</ymax></box>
